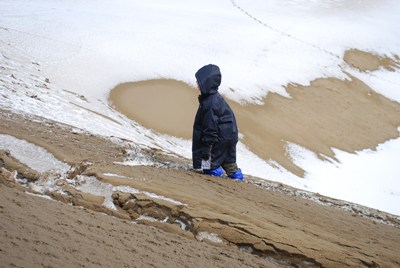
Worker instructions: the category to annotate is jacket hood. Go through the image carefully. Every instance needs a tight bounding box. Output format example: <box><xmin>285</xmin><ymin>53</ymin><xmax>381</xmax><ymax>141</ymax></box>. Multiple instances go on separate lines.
<box><xmin>195</xmin><ymin>64</ymin><xmax>221</xmax><ymax>95</ymax></box>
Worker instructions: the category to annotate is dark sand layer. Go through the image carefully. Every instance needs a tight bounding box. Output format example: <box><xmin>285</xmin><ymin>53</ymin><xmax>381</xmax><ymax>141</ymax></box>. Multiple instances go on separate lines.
<box><xmin>109</xmin><ymin>50</ymin><xmax>400</xmax><ymax>177</ymax></box>
<box><xmin>1</xmin><ymin>109</ymin><xmax>400</xmax><ymax>267</ymax></box>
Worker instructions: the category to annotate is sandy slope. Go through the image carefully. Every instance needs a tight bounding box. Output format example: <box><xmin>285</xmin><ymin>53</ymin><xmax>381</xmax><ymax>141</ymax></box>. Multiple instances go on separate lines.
<box><xmin>0</xmin><ymin>184</ymin><xmax>276</xmax><ymax>268</ymax></box>
<box><xmin>109</xmin><ymin>49</ymin><xmax>400</xmax><ymax>177</ymax></box>
<box><xmin>1</xmin><ymin>110</ymin><xmax>400</xmax><ymax>267</ymax></box>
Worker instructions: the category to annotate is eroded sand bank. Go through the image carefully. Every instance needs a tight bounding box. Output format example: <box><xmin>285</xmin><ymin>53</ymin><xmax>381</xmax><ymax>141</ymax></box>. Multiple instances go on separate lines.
<box><xmin>109</xmin><ymin>50</ymin><xmax>400</xmax><ymax>177</ymax></box>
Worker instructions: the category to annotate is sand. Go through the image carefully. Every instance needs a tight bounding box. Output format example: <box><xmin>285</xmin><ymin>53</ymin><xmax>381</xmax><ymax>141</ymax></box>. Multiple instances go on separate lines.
<box><xmin>109</xmin><ymin>50</ymin><xmax>400</xmax><ymax>176</ymax></box>
<box><xmin>109</xmin><ymin>80</ymin><xmax>199</xmax><ymax>139</ymax></box>
<box><xmin>0</xmin><ymin>183</ymin><xmax>274</xmax><ymax>268</ymax></box>
<box><xmin>1</xmin><ymin>109</ymin><xmax>400</xmax><ymax>267</ymax></box>
<box><xmin>343</xmin><ymin>48</ymin><xmax>400</xmax><ymax>72</ymax></box>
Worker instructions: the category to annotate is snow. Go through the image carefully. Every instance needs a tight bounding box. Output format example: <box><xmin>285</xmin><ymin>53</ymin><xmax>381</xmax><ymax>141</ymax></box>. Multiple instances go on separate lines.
<box><xmin>0</xmin><ymin>134</ymin><xmax>70</xmax><ymax>173</ymax></box>
<box><xmin>1</xmin><ymin>0</ymin><xmax>400</xmax><ymax>215</ymax></box>
<box><xmin>287</xmin><ymin>135</ymin><xmax>400</xmax><ymax>214</ymax></box>
<box><xmin>0</xmin><ymin>134</ymin><xmax>186</xmax><ymax>208</ymax></box>
<box><xmin>102</xmin><ymin>173</ymin><xmax>129</xmax><ymax>179</ymax></box>
<box><xmin>346</xmin><ymin>67</ymin><xmax>400</xmax><ymax>103</ymax></box>
<box><xmin>25</xmin><ymin>191</ymin><xmax>54</xmax><ymax>201</ymax></box>
<box><xmin>141</xmin><ymin>192</ymin><xmax>186</xmax><ymax>206</ymax></box>
<box><xmin>74</xmin><ymin>176</ymin><xmax>186</xmax><ymax>209</ymax></box>
<box><xmin>196</xmin><ymin>232</ymin><xmax>223</xmax><ymax>244</ymax></box>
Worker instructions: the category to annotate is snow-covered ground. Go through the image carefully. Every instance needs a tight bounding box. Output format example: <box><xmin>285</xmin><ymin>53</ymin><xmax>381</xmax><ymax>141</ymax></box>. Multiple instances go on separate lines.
<box><xmin>1</xmin><ymin>0</ymin><xmax>399</xmax><ymax>215</ymax></box>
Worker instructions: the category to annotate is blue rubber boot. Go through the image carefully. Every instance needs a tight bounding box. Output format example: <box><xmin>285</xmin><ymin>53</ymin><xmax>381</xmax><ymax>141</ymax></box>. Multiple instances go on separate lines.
<box><xmin>203</xmin><ymin>166</ymin><xmax>224</xmax><ymax>177</ymax></box>
<box><xmin>228</xmin><ymin>168</ymin><xmax>244</xmax><ymax>181</ymax></box>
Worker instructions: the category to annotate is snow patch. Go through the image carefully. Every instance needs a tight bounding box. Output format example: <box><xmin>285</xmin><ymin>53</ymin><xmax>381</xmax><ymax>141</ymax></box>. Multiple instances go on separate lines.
<box><xmin>286</xmin><ymin>137</ymin><xmax>400</xmax><ymax>216</ymax></box>
<box><xmin>142</xmin><ymin>191</ymin><xmax>186</xmax><ymax>206</ymax></box>
<box><xmin>25</xmin><ymin>191</ymin><xmax>54</xmax><ymax>200</ymax></box>
<box><xmin>102</xmin><ymin>173</ymin><xmax>129</xmax><ymax>179</ymax></box>
<box><xmin>0</xmin><ymin>134</ymin><xmax>70</xmax><ymax>173</ymax></box>
<box><xmin>196</xmin><ymin>232</ymin><xmax>223</xmax><ymax>243</ymax></box>
<box><xmin>74</xmin><ymin>175</ymin><xmax>186</xmax><ymax>209</ymax></box>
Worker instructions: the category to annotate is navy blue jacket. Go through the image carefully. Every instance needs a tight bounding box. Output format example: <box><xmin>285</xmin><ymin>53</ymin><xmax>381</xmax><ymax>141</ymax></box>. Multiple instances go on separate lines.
<box><xmin>192</xmin><ymin>64</ymin><xmax>238</xmax><ymax>169</ymax></box>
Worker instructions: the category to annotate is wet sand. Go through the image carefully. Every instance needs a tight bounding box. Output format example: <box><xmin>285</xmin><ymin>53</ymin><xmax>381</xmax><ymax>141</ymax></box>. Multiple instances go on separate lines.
<box><xmin>108</xmin><ymin>50</ymin><xmax>400</xmax><ymax>176</ymax></box>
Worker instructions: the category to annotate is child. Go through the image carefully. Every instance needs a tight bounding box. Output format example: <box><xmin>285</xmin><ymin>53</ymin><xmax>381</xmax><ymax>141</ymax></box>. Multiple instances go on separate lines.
<box><xmin>192</xmin><ymin>64</ymin><xmax>243</xmax><ymax>180</ymax></box>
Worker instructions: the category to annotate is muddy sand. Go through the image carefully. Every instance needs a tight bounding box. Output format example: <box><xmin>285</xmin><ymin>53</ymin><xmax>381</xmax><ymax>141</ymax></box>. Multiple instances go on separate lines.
<box><xmin>1</xmin><ymin>109</ymin><xmax>400</xmax><ymax>268</ymax></box>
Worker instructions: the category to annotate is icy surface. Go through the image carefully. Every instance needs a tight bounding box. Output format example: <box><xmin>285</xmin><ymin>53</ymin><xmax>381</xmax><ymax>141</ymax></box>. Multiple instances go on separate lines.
<box><xmin>75</xmin><ymin>176</ymin><xmax>117</xmax><ymax>210</ymax></box>
<box><xmin>0</xmin><ymin>0</ymin><xmax>400</xmax><ymax>215</ymax></box>
<box><xmin>75</xmin><ymin>176</ymin><xmax>186</xmax><ymax>210</ymax></box>
<box><xmin>196</xmin><ymin>232</ymin><xmax>223</xmax><ymax>244</ymax></box>
<box><xmin>102</xmin><ymin>173</ymin><xmax>129</xmax><ymax>179</ymax></box>
<box><xmin>0</xmin><ymin>134</ymin><xmax>70</xmax><ymax>173</ymax></box>
<box><xmin>137</xmin><ymin>215</ymin><xmax>162</xmax><ymax>223</ymax></box>
<box><xmin>25</xmin><ymin>191</ymin><xmax>54</xmax><ymax>201</ymax></box>
<box><xmin>142</xmin><ymin>192</ymin><xmax>186</xmax><ymax>206</ymax></box>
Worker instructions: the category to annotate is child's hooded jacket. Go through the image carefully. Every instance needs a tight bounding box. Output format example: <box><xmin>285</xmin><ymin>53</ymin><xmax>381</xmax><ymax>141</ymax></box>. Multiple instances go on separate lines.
<box><xmin>192</xmin><ymin>64</ymin><xmax>238</xmax><ymax>170</ymax></box>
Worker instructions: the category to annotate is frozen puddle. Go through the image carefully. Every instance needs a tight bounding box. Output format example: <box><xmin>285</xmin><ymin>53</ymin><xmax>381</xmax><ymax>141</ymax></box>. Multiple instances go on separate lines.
<box><xmin>0</xmin><ymin>134</ymin><xmax>70</xmax><ymax>173</ymax></box>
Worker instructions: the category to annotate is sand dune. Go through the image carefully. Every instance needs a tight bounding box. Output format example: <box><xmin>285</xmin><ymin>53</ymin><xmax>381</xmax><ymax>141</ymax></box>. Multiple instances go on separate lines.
<box><xmin>1</xmin><ymin>109</ymin><xmax>400</xmax><ymax>267</ymax></box>
<box><xmin>109</xmin><ymin>50</ymin><xmax>400</xmax><ymax>176</ymax></box>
